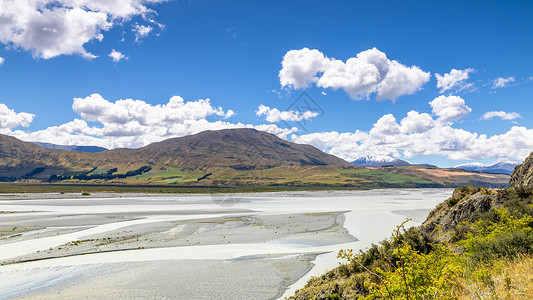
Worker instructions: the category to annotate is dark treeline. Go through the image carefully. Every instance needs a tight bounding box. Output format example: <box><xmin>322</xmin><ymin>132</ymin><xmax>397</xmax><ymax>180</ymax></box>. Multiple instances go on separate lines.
<box><xmin>49</xmin><ymin>166</ymin><xmax>151</xmax><ymax>182</ymax></box>
<box><xmin>0</xmin><ymin>176</ymin><xmax>17</xmax><ymax>182</ymax></box>
<box><xmin>23</xmin><ymin>167</ymin><xmax>46</xmax><ymax>179</ymax></box>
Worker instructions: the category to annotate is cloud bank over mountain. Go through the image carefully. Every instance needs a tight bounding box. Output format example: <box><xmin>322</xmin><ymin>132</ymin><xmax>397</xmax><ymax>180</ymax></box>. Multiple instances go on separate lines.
<box><xmin>2</xmin><ymin>92</ymin><xmax>532</xmax><ymax>165</ymax></box>
<box><xmin>3</xmin><ymin>94</ymin><xmax>295</xmax><ymax>149</ymax></box>
<box><xmin>292</xmin><ymin>95</ymin><xmax>533</xmax><ymax>162</ymax></box>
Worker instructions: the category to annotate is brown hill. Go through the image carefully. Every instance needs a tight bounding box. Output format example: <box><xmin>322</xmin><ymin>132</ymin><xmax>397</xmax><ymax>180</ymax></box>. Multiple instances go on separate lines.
<box><xmin>126</xmin><ymin>128</ymin><xmax>351</xmax><ymax>169</ymax></box>
<box><xmin>0</xmin><ymin>134</ymin><xmax>62</xmax><ymax>173</ymax></box>
<box><xmin>0</xmin><ymin>128</ymin><xmax>350</xmax><ymax>176</ymax></box>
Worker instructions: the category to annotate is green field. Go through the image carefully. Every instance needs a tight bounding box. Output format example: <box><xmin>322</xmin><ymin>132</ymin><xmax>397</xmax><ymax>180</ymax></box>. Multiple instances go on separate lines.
<box><xmin>339</xmin><ymin>169</ymin><xmax>434</xmax><ymax>184</ymax></box>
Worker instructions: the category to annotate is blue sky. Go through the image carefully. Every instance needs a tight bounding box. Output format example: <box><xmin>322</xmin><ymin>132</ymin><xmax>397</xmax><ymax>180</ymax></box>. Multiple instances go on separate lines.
<box><xmin>0</xmin><ymin>0</ymin><xmax>532</xmax><ymax>167</ymax></box>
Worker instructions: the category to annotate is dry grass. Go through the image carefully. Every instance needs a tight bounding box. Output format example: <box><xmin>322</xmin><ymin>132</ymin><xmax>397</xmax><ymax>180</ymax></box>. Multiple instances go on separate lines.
<box><xmin>417</xmin><ymin>168</ymin><xmax>501</xmax><ymax>179</ymax></box>
<box><xmin>456</xmin><ymin>255</ymin><xmax>533</xmax><ymax>299</ymax></box>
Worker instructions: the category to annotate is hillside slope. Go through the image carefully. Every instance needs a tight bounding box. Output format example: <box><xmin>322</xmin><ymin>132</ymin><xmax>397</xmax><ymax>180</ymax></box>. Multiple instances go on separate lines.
<box><xmin>126</xmin><ymin>128</ymin><xmax>351</xmax><ymax>169</ymax></box>
<box><xmin>289</xmin><ymin>150</ymin><xmax>533</xmax><ymax>299</ymax></box>
<box><xmin>0</xmin><ymin>134</ymin><xmax>62</xmax><ymax>173</ymax></box>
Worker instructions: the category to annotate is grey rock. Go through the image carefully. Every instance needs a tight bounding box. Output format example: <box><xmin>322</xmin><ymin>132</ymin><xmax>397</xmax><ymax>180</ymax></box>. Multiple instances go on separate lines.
<box><xmin>510</xmin><ymin>151</ymin><xmax>533</xmax><ymax>189</ymax></box>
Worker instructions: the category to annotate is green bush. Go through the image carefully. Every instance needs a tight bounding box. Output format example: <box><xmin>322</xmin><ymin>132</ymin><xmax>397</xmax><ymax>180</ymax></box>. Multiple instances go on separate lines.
<box><xmin>326</xmin><ymin>293</ymin><xmax>340</xmax><ymax>300</ymax></box>
<box><xmin>81</xmin><ymin>191</ymin><xmax>91</xmax><ymax>196</ymax></box>
<box><xmin>447</xmin><ymin>197</ymin><xmax>459</xmax><ymax>207</ymax></box>
<box><xmin>461</xmin><ymin>208</ymin><xmax>533</xmax><ymax>262</ymax></box>
<box><xmin>339</xmin><ymin>220</ymin><xmax>460</xmax><ymax>299</ymax></box>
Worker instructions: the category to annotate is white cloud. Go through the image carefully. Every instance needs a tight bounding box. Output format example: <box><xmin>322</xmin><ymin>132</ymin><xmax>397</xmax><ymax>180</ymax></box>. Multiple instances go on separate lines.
<box><xmin>293</xmin><ymin>114</ymin><xmax>533</xmax><ymax>163</ymax></box>
<box><xmin>72</xmin><ymin>94</ymin><xmax>230</xmax><ymax>126</ymax></box>
<box><xmin>292</xmin><ymin>95</ymin><xmax>533</xmax><ymax>163</ymax></box>
<box><xmin>0</xmin><ymin>103</ymin><xmax>35</xmax><ymax>132</ymax></box>
<box><xmin>370</xmin><ymin>114</ymin><xmax>401</xmax><ymax>136</ymax></box>
<box><xmin>256</xmin><ymin>105</ymin><xmax>319</xmax><ymax>123</ymax></box>
<box><xmin>108</xmin><ymin>49</ymin><xmax>127</xmax><ymax>62</ymax></box>
<box><xmin>492</xmin><ymin>76</ymin><xmax>515</xmax><ymax>88</ymax></box>
<box><xmin>132</xmin><ymin>24</ymin><xmax>153</xmax><ymax>41</ymax></box>
<box><xmin>435</xmin><ymin>68</ymin><xmax>474</xmax><ymax>93</ymax></box>
<box><xmin>0</xmin><ymin>0</ymin><xmax>164</xmax><ymax>59</ymax></box>
<box><xmin>279</xmin><ymin>47</ymin><xmax>430</xmax><ymax>101</ymax></box>
<box><xmin>0</xmin><ymin>57</ymin><xmax>4</xmax><ymax>66</ymax></box>
<box><xmin>429</xmin><ymin>95</ymin><xmax>471</xmax><ymax>123</ymax></box>
<box><xmin>400</xmin><ymin>111</ymin><xmax>434</xmax><ymax>133</ymax></box>
<box><xmin>482</xmin><ymin>111</ymin><xmax>521</xmax><ymax>121</ymax></box>
<box><xmin>7</xmin><ymin>94</ymin><xmax>296</xmax><ymax>149</ymax></box>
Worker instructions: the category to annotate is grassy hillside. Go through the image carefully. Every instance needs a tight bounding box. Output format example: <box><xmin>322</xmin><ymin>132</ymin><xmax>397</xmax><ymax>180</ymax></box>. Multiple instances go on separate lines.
<box><xmin>288</xmin><ymin>185</ymin><xmax>533</xmax><ymax>299</ymax></box>
<box><xmin>0</xmin><ymin>164</ymin><xmax>509</xmax><ymax>193</ymax></box>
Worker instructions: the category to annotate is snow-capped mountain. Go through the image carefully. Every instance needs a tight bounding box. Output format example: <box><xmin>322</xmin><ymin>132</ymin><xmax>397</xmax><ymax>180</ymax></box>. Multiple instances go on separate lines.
<box><xmin>453</xmin><ymin>161</ymin><xmax>518</xmax><ymax>175</ymax></box>
<box><xmin>351</xmin><ymin>155</ymin><xmax>411</xmax><ymax>168</ymax></box>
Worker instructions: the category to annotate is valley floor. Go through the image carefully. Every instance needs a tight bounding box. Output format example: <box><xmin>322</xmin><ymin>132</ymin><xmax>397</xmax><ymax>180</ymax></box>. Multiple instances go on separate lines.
<box><xmin>0</xmin><ymin>189</ymin><xmax>451</xmax><ymax>299</ymax></box>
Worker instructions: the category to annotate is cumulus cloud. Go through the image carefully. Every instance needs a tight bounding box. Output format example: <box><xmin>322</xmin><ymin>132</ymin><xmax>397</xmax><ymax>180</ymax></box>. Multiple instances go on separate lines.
<box><xmin>279</xmin><ymin>47</ymin><xmax>430</xmax><ymax>101</ymax></box>
<box><xmin>482</xmin><ymin>111</ymin><xmax>521</xmax><ymax>121</ymax></box>
<box><xmin>7</xmin><ymin>94</ymin><xmax>296</xmax><ymax>149</ymax></box>
<box><xmin>132</xmin><ymin>24</ymin><xmax>153</xmax><ymax>41</ymax></box>
<box><xmin>492</xmin><ymin>76</ymin><xmax>515</xmax><ymax>88</ymax></box>
<box><xmin>72</xmin><ymin>94</ymin><xmax>230</xmax><ymax>126</ymax></box>
<box><xmin>256</xmin><ymin>105</ymin><xmax>319</xmax><ymax>123</ymax></box>
<box><xmin>0</xmin><ymin>103</ymin><xmax>35</xmax><ymax>132</ymax></box>
<box><xmin>400</xmin><ymin>111</ymin><xmax>434</xmax><ymax>133</ymax></box>
<box><xmin>293</xmin><ymin>104</ymin><xmax>533</xmax><ymax>163</ymax></box>
<box><xmin>429</xmin><ymin>95</ymin><xmax>471</xmax><ymax>123</ymax></box>
<box><xmin>0</xmin><ymin>57</ymin><xmax>4</xmax><ymax>66</ymax></box>
<box><xmin>435</xmin><ymin>68</ymin><xmax>475</xmax><ymax>93</ymax></box>
<box><xmin>109</xmin><ymin>49</ymin><xmax>127</xmax><ymax>62</ymax></box>
<box><xmin>0</xmin><ymin>0</ymin><xmax>165</xmax><ymax>59</ymax></box>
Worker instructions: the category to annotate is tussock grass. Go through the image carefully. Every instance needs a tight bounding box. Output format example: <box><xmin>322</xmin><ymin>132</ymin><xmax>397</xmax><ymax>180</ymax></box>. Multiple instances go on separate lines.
<box><xmin>457</xmin><ymin>255</ymin><xmax>533</xmax><ymax>299</ymax></box>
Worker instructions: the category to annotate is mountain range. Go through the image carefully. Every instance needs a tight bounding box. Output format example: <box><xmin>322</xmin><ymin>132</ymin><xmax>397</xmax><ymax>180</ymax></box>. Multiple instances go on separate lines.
<box><xmin>351</xmin><ymin>155</ymin><xmax>436</xmax><ymax>168</ymax></box>
<box><xmin>0</xmin><ymin>128</ymin><xmax>509</xmax><ymax>188</ymax></box>
<box><xmin>33</xmin><ymin>142</ymin><xmax>107</xmax><ymax>153</ymax></box>
<box><xmin>453</xmin><ymin>161</ymin><xmax>518</xmax><ymax>175</ymax></box>
<box><xmin>0</xmin><ymin>128</ymin><xmax>348</xmax><ymax>178</ymax></box>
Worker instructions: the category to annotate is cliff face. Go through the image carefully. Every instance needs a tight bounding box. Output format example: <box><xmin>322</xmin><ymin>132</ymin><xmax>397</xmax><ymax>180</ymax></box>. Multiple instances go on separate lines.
<box><xmin>510</xmin><ymin>151</ymin><xmax>533</xmax><ymax>189</ymax></box>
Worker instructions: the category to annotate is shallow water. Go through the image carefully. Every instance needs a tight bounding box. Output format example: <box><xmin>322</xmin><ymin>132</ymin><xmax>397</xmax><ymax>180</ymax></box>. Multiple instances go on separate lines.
<box><xmin>0</xmin><ymin>188</ymin><xmax>452</xmax><ymax>299</ymax></box>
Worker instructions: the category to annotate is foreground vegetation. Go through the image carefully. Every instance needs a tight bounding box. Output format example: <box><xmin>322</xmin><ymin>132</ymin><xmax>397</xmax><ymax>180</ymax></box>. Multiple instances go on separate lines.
<box><xmin>289</xmin><ymin>186</ymin><xmax>533</xmax><ymax>299</ymax></box>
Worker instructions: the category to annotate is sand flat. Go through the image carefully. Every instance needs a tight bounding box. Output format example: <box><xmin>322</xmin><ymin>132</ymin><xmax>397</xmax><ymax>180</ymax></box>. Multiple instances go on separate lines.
<box><xmin>0</xmin><ymin>189</ymin><xmax>452</xmax><ymax>300</ymax></box>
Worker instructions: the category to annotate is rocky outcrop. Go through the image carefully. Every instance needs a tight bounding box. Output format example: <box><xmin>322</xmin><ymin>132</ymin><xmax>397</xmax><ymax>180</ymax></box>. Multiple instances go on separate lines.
<box><xmin>419</xmin><ymin>187</ymin><xmax>505</xmax><ymax>242</ymax></box>
<box><xmin>510</xmin><ymin>151</ymin><xmax>533</xmax><ymax>189</ymax></box>
<box><xmin>421</xmin><ymin>151</ymin><xmax>533</xmax><ymax>242</ymax></box>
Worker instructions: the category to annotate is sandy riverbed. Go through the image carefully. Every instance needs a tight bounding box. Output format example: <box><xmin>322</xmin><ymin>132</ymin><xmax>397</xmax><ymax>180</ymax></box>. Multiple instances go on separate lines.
<box><xmin>0</xmin><ymin>189</ymin><xmax>452</xmax><ymax>299</ymax></box>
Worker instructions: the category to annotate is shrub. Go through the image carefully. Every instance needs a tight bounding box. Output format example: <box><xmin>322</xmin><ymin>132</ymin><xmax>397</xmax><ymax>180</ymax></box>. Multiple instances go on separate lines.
<box><xmin>339</xmin><ymin>220</ymin><xmax>460</xmax><ymax>299</ymax></box>
<box><xmin>448</xmin><ymin>197</ymin><xmax>459</xmax><ymax>207</ymax></box>
<box><xmin>514</xmin><ymin>186</ymin><xmax>532</xmax><ymax>199</ymax></box>
<box><xmin>461</xmin><ymin>208</ymin><xmax>533</xmax><ymax>262</ymax></box>
<box><xmin>81</xmin><ymin>191</ymin><xmax>91</xmax><ymax>196</ymax></box>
